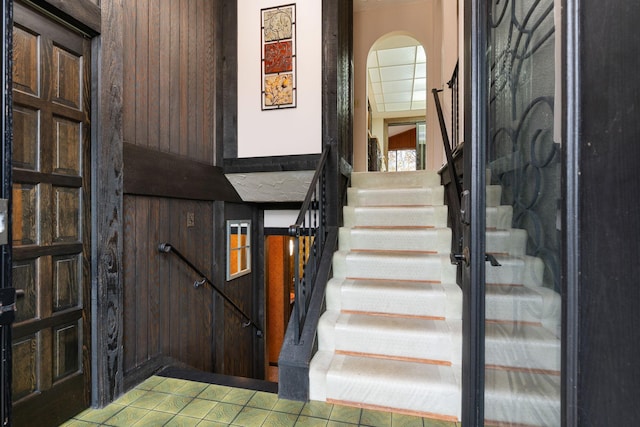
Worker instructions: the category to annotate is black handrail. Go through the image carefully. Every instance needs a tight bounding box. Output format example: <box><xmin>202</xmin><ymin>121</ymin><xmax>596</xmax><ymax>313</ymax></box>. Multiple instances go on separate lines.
<box><xmin>432</xmin><ymin>88</ymin><xmax>462</xmax><ymax>204</ymax></box>
<box><xmin>288</xmin><ymin>145</ymin><xmax>331</xmax><ymax>344</ymax></box>
<box><xmin>158</xmin><ymin>242</ymin><xmax>263</xmax><ymax>337</ymax></box>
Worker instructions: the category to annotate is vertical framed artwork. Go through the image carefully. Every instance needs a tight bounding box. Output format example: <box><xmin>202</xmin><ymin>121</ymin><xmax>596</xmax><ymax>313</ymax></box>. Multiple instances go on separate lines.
<box><xmin>261</xmin><ymin>4</ymin><xmax>297</xmax><ymax>110</ymax></box>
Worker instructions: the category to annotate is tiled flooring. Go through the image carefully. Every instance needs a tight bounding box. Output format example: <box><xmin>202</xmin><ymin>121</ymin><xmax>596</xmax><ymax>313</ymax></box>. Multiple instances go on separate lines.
<box><xmin>61</xmin><ymin>375</ymin><xmax>459</xmax><ymax>427</ymax></box>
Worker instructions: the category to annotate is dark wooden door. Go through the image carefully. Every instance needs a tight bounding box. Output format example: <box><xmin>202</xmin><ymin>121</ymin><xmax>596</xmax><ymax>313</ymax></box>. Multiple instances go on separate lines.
<box><xmin>11</xmin><ymin>3</ymin><xmax>91</xmax><ymax>425</ymax></box>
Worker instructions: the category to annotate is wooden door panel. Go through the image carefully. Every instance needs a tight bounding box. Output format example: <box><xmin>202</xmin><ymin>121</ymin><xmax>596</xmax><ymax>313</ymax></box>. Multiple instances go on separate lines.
<box><xmin>11</xmin><ymin>3</ymin><xmax>91</xmax><ymax>425</ymax></box>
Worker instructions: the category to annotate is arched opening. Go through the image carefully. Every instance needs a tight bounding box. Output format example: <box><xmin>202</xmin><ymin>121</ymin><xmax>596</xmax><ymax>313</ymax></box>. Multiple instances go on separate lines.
<box><xmin>365</xmin><ymin>34</ymin><xmax>427</xmax><ymax>171</ymax></box>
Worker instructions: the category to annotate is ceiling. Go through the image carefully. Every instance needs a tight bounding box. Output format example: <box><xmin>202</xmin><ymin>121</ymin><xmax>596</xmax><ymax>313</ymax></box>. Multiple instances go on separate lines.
<box><xmin>353</xmin><ymin>0</ymin><xmax>421</xmax><ymax>13</ymax></box>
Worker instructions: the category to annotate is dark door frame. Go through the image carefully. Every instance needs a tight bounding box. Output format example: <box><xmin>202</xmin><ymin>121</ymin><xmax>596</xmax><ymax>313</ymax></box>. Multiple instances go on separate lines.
<box><xmin>0</xmin><ymin>0</ymin><xmax>13</xmax><ymax>424</ymax></box>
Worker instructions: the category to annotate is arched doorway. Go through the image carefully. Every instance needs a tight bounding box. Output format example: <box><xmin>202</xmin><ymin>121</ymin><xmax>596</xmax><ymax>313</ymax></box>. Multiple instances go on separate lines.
<box><xmin>365</xmin><ymin>34</ymin><xmax>427</xmax><ymax>171</ymax></box>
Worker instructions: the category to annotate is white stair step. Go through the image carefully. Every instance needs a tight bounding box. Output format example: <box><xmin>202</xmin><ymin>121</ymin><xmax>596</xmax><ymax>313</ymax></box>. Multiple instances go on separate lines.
<box><xmin>485</xmin><ymin>368</ymin><xmax>560</xmax><ymax>426</ymax></box>
<box><xmin>351</xmin><ymin>170</ymin><xmax>441</xmax><ymax>189</ymax></box>
<box><xmin>310</xmin><ymin>352</ymin><xmax>461</xmax><ymax>419</ymax></box>
<box><xmin>485</xmin><ymin>322</ymin><xmax>560</xmax><ymax>372</ymax></box>
<box><xmin>486</xmin><ymin>185</ymin><xmax>502</xmax><ymax>207</ymax></box>
<box><xmin>486</xmin><ymin>255</ymin><xmax>545</xmax><ymax>287</ymax></box>
<box><xmin>332</xmin><ymin>251</ymin><xmax>456</xmax><ymax>283</ymax></box>
<box><xmin>326</xmin><ymin>278</ymin><xmax>462</xmax><ymax>319</ymax></box>
<box><xmin>486</xmin><ymin>206</ymin><xmax>513</xmax><ymax>230</ymax></box>
<box><xmin>347</xmin><ymin>186</ymin><xmax>444</xmax><ymax>207</ymax></box>
<box><xmin>486</xmin><ymin>284</ymin><xmax>561</xmax><ymax>326</ymax></box>
<box><xmin>343</xmin><ymin>205</ymin><xmax>448</xmax><ymax>228</ymax></box>
<box><xmin>339</xmin><ymin>227</ymin><xmax>451</xmax><ymax>253</ymax></box>
<box><xmin>486</xmin><ymin>228</ymin><xmax>527</xmax><ymax>257</ymax></box>
<box><xmin>318</xmin><ymin>311</ymin><xmax>462</xmax><ymax>364</ymax></box>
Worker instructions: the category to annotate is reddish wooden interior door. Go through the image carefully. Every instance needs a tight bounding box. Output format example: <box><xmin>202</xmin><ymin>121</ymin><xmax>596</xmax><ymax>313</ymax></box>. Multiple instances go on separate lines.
<box><xmin>11</xmin><ymin>3</ymin><xmax>91</xmax><ymax>425</ymax></box>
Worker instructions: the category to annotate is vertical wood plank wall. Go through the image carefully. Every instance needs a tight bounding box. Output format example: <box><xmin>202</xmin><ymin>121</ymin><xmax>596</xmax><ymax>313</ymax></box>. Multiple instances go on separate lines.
<box><xmin>120</xmin><ymin>0</ymin><xmax>229</xmax><ymax>383</ymax></box>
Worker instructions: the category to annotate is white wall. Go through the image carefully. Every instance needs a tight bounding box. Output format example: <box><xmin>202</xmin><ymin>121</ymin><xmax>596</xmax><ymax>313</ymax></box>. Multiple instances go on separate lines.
<box><xmin>353</xmin><ymin>0</ymin><xmax>445</xmax><ymax>172</ymax></box>
<box><xmin>237</xmin><ymin>0</ymin><xmax>322</xmax><ymax>157</ymax></box>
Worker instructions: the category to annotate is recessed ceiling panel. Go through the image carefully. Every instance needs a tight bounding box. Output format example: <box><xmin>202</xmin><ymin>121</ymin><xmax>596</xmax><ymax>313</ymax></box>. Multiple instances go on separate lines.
<box><xmin>371</xmin><ymin>82</ymin><xmax>383</xmax><ymax>94</ymax></box>
<box><xmin>379</xmin><ymin>64</ymin><xmax>415</xmax><ymax>81</ymax></box>
<box><xmin>381</xmin><ymin>80</ymin><xmax>413</xmax><ymax>93</ymax></box>
<box><xmin>414</xmin><ymin>63</ymin><xmax>427</xmax><ymax>79</ymax></box>
<box><xmin>385</xmin><ymin>102</ymin><xmax>412</xmax><ymax>111</ymax></box>
<box><xmin>376</xmin><ymin>46</ymin><xmax>416</xmax><ymax>67</ymax></box>
<box><xmin>384</xmin><ymin>91</ymin><xmax>413</xmax><ymax>103</ymax></box>
<box><xmin>416</xmin><ymin>46</ymin><xmax>427</xmax><ymax>63</ymax></box>
<box><xmin>412</xmin><ymin>90</ymin><xmax>427</xmax><ymax>101</ymax></box>
<box><xmin>368</xmin><ymin>68</ymin><xmax>381</xmax><ymax>83</ymax></box>
<box><xmin>411</xmin><ymin>100</ymin><xmax>426</xmax><ymax>110</ymax></box>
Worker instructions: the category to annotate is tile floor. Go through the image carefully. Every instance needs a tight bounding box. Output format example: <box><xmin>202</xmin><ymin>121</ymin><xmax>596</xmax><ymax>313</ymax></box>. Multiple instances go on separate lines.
<box><xmin>61</xmin><ymin>375</ymin><xmax>459</xmax><ymax>427</ymax></box>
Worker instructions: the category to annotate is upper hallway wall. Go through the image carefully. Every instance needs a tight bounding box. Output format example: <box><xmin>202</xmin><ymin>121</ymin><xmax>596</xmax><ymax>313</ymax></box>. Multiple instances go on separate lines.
<box><xmin>353</xmin><ymin>0</ymin><xmax>445</xmax><ymax>171</ymax></box>
<box><xmin>236</xmin><ymin>0</ymin><xmax>322</xmax><ymax>158</ymax></box>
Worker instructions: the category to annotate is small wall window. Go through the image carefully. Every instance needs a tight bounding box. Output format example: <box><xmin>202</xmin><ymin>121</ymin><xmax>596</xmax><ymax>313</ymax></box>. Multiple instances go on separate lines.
<box><xmin>227</xmin><ymin>220</ymin><xmax>251</xmax><ymax>280</ymax></box>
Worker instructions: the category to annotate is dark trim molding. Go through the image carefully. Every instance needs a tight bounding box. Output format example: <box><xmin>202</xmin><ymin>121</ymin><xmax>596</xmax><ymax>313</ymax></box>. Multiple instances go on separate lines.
<box><xmin>219</xmin><ymin>0</ymin><xmax>237</xmax><ymax>160</ymax></box>
<box><xmin>25</xmin><ymin>0</ymin><xmax>100</xmax><ymax>35</ymax></box>
<box><xmin>223</xmin><ymin>154</ymin><xmax>320</xmax><ymax>173</ymax></box>
<box><xmin>123</xmin><ymin>143</ymin><xmax>242</xmax><ymax>202</ymax></box>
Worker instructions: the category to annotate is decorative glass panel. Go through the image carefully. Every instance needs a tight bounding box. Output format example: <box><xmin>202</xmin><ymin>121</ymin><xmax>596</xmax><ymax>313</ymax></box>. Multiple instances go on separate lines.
<box><xmin>53</xmin><ymin>255</ymin><xmax>80</xmax><ymax>311</ymax></box>
<box><xmin>13</xmin><ymin>105</ymin><xmax>40</xmax><ymax>170</ymax></box>
<box><xmin>53</xmin><ymin>186</ymin><xmax>80</xmax><ymax>242</ymax></box>
<box><xmin>12</xmin><ymin>183</ymin><xmax>38</xmax><ymax>246</ymax></box>
<box><xmin>13</xmin><ymin>260</ymin><xmax>37</xmax><ymax>322</ymax></box>
<box><xmin>54</xmin><ymin>322</ymin><xmax>80</xmax><ymax>380</ymax></box>
<box><xmin>53</xmin><ymin>117</ymin><xmax>81</xmax><ymax>176</ymax></box>
<box><xmin>227</xmin><ymin>220</ymin><xmax>251</xmax><ymax>280</ymax></box>
<box><xmin>12</xmin><ymin>335</ymin><xmax>38</xmax><ymax>400</ymax></box>
<box><xmin>53</xmin><ymin>46</ymin><xmax>81</xmax><ymax>109</ymax></box>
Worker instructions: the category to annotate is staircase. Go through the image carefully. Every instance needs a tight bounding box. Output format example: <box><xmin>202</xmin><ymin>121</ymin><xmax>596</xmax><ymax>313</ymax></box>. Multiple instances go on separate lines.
<box><xmin>309</xmin><ymin>170</ymin><xmax>463</xmax><ymax>421</ymax></box>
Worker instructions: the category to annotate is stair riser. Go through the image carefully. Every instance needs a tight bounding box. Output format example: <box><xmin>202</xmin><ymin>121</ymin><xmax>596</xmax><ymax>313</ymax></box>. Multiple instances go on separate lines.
<box><xmin>317</xmin><ymin>312</ymin><xmax>462</xmax><ymax>364</ymax></box>
<box><xmin>326</xmin><ymin>279</ymin><xmax>463</xmax><ymax>319</ymax></box>
<box><xmin>486</xmin><ymin>229</ymin><xmax>527</xmax><ymax>257</ymax></box>
<box><xmin>486</xmin><ymin>206</ymin><xmax>513</xmax><ymax>230</ymax></box>
<box><xmin>343</xmin><ymin>206</ymin><xmax>448</xmax><ymax>228</ymax></box>
<box><xmin>347</xmin><ymin>187</ymin><xmax>444</xmax><ymax>207</ymax></box>
<box><xmin>486</xmin><ymin>256</ymin><xmax>545</xmax><ymax>287</ymax></box>
<box><xmin>338</xmin><ymin>227</ymin><xmax>451</xmax><ymax>253</ymax></box>
<box><xmin>332</xmin><ymin>252</ymin><xmax>456</xmax><ymax>283</ymax></box>
<box><xmin>351</xmin><ymin>171</ymin><xmax>441</xmax><ymax>189</ymax></box>
<box><xmin>486</xmin><ymin>286</ymin><xmax>561</xmax><ymax>324</ymax></box>
<box><xmin>485</xmin><ymin>341</ymin><xmax>560</xmax><ymax>372</ymax></box>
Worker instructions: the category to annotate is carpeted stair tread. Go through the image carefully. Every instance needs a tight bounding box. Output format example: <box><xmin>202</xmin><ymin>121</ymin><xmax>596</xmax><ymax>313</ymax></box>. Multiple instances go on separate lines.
<box><xmin>485</xmin><ymin>322</ymin><xmax>560</xmax><ymax>372</ymax></box>
<box><xmin>485</xmin><ymin>255</ymin><xmax>545</xmax><ymax>287</ymax></box>
<box><xmin>332</xmin><ymin>251</ymin><xmax>456</xmax><ymax>283</ymax></box>
<box><xmin>310</xmin><ymin>351</ymin><xmax>461</xmax><ymax>419</ymax></box>
<box><xmin>351</xmin><ymin>170</ymin><xmax>441</xmax><ymax>189</ymax></box>
<box><xmin>485</xmin><ymin>284</ymin><xmax>561</xmax><ymax>326</ymax></box>
<box><xmin>484</xmin><ymin>368</ymin><xmax>560</xmax><ymax>426</ymax></box>
<box><xmin>343</xmin><ymin>205</ymin><xmax>448</xmax><ymax>228</ymax></box>
<box><xmin>326</xmin><ymin>278</ymin><xmax>462</xmax><ymax>319</ymax></box>
<box><xmin>347</xmin><ymin>186</ymin><xmax>444</xmax><ymax>207</ymax></box>
<box><xmin>318</xmin><ymin>310</ymin><xmax>462</xmax><ymax>364</ymax></box>
<box><xmin>338</xmin><ymin>227</ymin><xmax>451</xmax><ymax>253</ymax></box>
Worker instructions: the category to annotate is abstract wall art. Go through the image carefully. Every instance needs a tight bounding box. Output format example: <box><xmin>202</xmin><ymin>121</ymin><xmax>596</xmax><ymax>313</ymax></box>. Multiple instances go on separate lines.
<box><xmin>261</xmin><ymin>4</ymin><xmax>296</xmax><ymax>110</ymax></box>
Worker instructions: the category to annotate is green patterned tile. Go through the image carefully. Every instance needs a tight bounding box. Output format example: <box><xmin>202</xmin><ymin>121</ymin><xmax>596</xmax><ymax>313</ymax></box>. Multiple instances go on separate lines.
<box><xmin>164</xmin><ymin>414</ymin><xmax>202</xmax><ymax>427</ymax></box>
<box><xmin>391</xmin><ymin>413</ymin><xmax>424</xmax><ymax>427</ymax></box>
<box><xmin>300</xmin><ymin>401</ymin><xmax>333</xmax><ymax>419</ymax></box>
<box><xmin>230</xmin><ymin>406</ymin><xmax>270</xmax><ymax>426</ymax></box>
<box><xmin>129</xmin><ymin>390</ymin><xmax>170</xmax><ymax>410</ymax></box>
<box><xmin>272</xmin><ymin>398</ymin><xmax>305</xmax><ymax>415</ymax></box>
<box><xmin>154</xmin><ymin>394</ymin><xmax>194</xmax><ymax>414</ymax></box>
<box><xmin>294</xmin><ymin>415</ymin><xmax>328</xmax><ymax>426</ymax></box>
<box><xmin>329</xmin><ymin>405</ymin><xmax>362</xmax><ymax>424</ymax></box>
<box><xmin>327</xmin><ymin>421</ymin><xmax>358</xmax><ymax>427</ymax></box>
<box><xmin>136</xmin><ymin>376</ymin><xmax>166</xmax><ymax>390</ymax></box>
<box><xmin>247</xmin><ymin>391</ymin><xmax>279</xmax><ymax>410</ymax></box>
<box><xmin>263</xmin><ymin>411</ymin><xmax>299</xmax><ymax>427</ymax></box>
<box><xmin>103</xmin><ymin>406</ymin><xmax>150</xmax><ymax>427</ymax></box>
<box><xmin>75</xmin><ymin>404</ymin><xmax>126</xmax><ymax>423</ymax></box>
<box><xmin>221</xmin><ymin>388</ymin><xmax>255</xmax><ymax>405</ymax></box>
<box><xmin>179</xmin><ymin>398</ymin><xmax>218</xmax><ymax>418</ymax></box>
<box><xmin>196</xmin><ymin>420</ymin><xmax>229</xmax><ymax>427</ymax></box>
<box><xmin>132</xmin><ymin>410</ymin><xmax>175</xmax><ymax>426</ymax></box>
<box><xmin>204</xmin><ymin>402</ymin><xmax>243</xmax><ymax>423</ymax></box>
<box><xmin>198</xmin><ymin>384</ymin><xmax>233</xmax><ymax>401</ymax></box>
<box><xmin>422</xmin><ymin>418</ymin><xmax>458</xmax><ymax>427</ymax></box>
<box><xmin>360</xmin><ymin>408</ymin><xmax>392</xmax><ymax>427</ymax></box>
<box><xmin>113</xmin><ymin>388</ymin><xmax>148</xmax><ymax>405</ymax></box>
<box><xmin>175</xmin><ymin>381</ymin><xmax>210</xmax><ymax>397</ymax></box>
<box><xmin>153</xmin><ymin>378</ymin><xmax>191</xmax><ymax>393</ymax></box>
<box><xmin>63</xmin><ymin>421</ymin><xmax>103</xmax><ymax>427</ymax></box>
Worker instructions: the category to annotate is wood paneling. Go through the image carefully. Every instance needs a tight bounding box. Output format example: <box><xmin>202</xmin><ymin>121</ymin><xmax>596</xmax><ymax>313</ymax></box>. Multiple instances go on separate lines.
<box><xmin>122</xmin><ymin>0</ymin><xmax>215</xmax><ymax>162</ymax></box>
<box><xmin>123</xmin><ymin>196</ymin><xmax>214</xmax><ymax>375</ymax></box>
<box><xmin>388</xmin><ymin>127</ymin><xmax>417</xmax><ymax>151</ymax></box>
